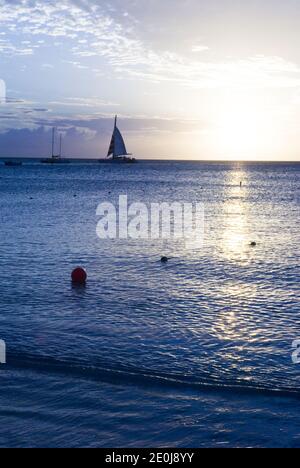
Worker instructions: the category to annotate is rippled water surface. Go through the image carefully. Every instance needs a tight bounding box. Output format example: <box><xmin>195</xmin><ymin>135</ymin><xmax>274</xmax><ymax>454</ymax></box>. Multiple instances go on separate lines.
<box><xmin>0</xmin><ymin>160</ymin><xmax>299</xmax><ymax>447</ymax></box>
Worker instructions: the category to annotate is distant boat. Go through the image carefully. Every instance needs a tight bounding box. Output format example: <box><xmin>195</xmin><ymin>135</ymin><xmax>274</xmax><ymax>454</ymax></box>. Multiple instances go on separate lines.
<box><xmin>4</xmin><ymin>161</ymin><xmax>22</xmax><ymax>167</ymax></box>
<box><xmin>41</xmin><ymin>128</ymin><xmax>70</xmax><ymax>164</ymax></box>
<box><xmin>99</xmin><ymin>116</ymin><xmax>136</xmax><ymax>164</ymax></box>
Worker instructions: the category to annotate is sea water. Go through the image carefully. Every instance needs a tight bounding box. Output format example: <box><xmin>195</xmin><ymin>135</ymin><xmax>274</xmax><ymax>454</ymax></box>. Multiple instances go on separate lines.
<box><xmin>0</xmin><ymin>160</ymin><xmax>299</xmax><ymax>448</ymax></box>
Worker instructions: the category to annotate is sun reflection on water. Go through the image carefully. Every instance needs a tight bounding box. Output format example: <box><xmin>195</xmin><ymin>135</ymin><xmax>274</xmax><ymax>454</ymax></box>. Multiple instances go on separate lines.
<box><xmin>211</xmin><ymin>283</ymin><xmax>260</xmax><ymax>344</ymax></box>
<box><xmin>210</xmin><ymin>168</ymin><xmax>260</xmax><ymax>346</ymax></box>
<box><xmin>220</xmin><ymin>168</ymin><xmax>250</xmax><ymax>262</ymax></box>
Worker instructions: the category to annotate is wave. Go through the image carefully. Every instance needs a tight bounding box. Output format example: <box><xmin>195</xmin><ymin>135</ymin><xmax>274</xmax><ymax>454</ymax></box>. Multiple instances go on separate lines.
<box><xmin>6</xmin><ymin>351</ymin><xmax>300</xmax><ymax>400</ymax></box>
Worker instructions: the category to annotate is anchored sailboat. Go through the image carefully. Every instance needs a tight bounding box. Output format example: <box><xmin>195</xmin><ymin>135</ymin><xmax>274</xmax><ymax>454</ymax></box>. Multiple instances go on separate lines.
<box><xmin>99</xmin><ymin>116</ymin><xmax>136</xmax><ymax>163</ymax></box>
<box><xmin>41</xmin><ymin>128</ymin><xmax>69</xmax><ymax>164</ymax></box>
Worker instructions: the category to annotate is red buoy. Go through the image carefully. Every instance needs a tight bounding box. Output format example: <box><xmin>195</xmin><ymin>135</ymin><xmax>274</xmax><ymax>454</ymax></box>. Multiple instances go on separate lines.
<box><xmin>71</xmin><ymin>267</ymin><xmax>87</xmax><ymax>284</ymax></box>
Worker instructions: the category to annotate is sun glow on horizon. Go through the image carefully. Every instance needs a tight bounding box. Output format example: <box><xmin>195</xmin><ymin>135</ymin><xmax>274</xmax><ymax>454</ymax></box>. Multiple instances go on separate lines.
<box><xmin>210</xmin><ymin>93</ymin><xmax>286</xmax><ymax>160</ymax></box>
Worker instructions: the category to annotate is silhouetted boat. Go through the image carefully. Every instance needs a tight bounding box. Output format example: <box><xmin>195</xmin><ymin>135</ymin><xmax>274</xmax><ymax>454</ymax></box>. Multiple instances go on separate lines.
<box><xmin>41</xmin><ymin>128</ymin><xmax>70</xmax><ymax>164</ymax></box>
<box><xmin>4</xmin><ymin>161</ymin><xmax>22</xmax><ymax>167</ymax></box>
<box><xmin>99</xmin><ymin>116</ymin><xmax>136</xmax><ymax>164</ymax></box>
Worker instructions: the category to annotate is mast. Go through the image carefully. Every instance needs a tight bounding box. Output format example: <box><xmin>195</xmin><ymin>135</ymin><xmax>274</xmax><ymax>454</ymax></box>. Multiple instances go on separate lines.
<box><xmin>52</xmin><ymin>127</ymin><xmax>55</xmax><ymax>159</ymax></box>
<box><xmin>59</xmin><ymin>134</ymin><xmax>62</xmax><ymax>158</ymax></box>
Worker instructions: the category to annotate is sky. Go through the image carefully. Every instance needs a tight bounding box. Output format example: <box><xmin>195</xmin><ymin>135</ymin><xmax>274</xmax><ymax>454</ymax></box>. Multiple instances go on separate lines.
<box><xmin>1</xmin><ymin>0</ymin><xmax>300</xmax><ymax>160</ymax></box>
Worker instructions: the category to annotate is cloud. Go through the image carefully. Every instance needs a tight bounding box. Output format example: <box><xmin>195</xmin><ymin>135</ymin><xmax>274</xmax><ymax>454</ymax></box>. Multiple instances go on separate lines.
<box><xmin>1</xmin><ymin>0</ymin><xmax>299</xmax><ymax>90</ymax></box>
<box><xmin>0</xmin><ymin>113</ymin><xmax>206</xmax><ymax>158</ymax></box>
<box><xmin>50</xmin><ymin>97</ymin><xmax>119</xmax><ymax>108</ymax></box>
<box><xmin>41</xmin><ymin>63</ymin><xmax>54</xmax><ymax>69</ymax></box>
<box><xmin>191</xmin><ymin>45</ymin><xmax>210</xmax><ymax>53</ymax></box>
<box><xmin>62</xmin><ymin>60</ymin><xmax>89</xmax><ymax>70</ymax></box>
<box><xmin>0</xmin><ymin>38</ymin><xmax>33</xmax><ymax>55</ymax></box>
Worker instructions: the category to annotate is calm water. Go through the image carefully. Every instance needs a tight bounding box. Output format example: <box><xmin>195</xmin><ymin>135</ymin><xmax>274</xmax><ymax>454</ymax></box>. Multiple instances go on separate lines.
<box><xmin>0</xmin><ymin>160</ymin><xmax>299</xmax><ymax>448</ymax></box>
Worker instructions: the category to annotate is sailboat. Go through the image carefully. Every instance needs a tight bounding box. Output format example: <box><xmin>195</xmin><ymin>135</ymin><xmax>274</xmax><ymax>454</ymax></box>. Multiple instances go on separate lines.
<box><xmin>41</xmin><ymin>128</ymin><xmax>70</xmax><ymax>164</ymax></box>
<box><xmin>99</xmin><ymin>116</ymin><xmax>136</xmax><ymax>164</ymax></box>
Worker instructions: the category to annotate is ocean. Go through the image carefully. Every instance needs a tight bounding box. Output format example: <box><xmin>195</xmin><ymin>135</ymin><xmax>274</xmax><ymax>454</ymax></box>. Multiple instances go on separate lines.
<box><xmin>0</xmin><ymin>160</ymin><xmax>299</xmax><ymax>448</ymax></box>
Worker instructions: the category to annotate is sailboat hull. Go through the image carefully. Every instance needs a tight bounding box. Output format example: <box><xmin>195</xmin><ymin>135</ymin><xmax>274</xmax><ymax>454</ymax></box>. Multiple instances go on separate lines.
<box><xmin>98</xmin><ymin>157</ymin><xmax>137</xmax><ymax>164</ymax></box>
<box><xmin>41</xmin><ymin>158</ymin><xmax>70</xmax><ymax>164</ymax></box>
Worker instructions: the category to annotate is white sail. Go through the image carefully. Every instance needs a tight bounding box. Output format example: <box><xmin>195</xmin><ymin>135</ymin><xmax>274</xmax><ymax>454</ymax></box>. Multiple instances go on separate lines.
<box><xmin>107</xmin><ymin>116</ymin><xmax>129</xmax><ymax>158</ymax></box>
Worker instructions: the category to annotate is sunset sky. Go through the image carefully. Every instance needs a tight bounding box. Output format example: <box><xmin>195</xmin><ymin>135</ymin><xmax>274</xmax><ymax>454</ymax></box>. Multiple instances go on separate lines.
<box><xmin>1</xmin><ymin>0</ymin><xmax>300</xmax><ymax>160</ymax></box>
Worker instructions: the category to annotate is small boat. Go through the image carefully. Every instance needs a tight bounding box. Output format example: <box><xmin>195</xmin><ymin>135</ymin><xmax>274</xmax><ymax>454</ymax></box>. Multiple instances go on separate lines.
<box><xmin>4</xmin><ymin>161</ymin><xmax>22</xmax><ymax>167</ymax></box>
<box><xmin>99</xmin><ymin>116</ymin><xmax>136</xmax><ymax>164</ymax></box>
<box><xmin>41</xmin><ymin>155</ymin><xmax>70</xmax><ymax>165</ymax></box>
<box><xmin>41</xmin><ymin>128</ymin><xmax>70</xmax><ymax>164</ymax></box>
